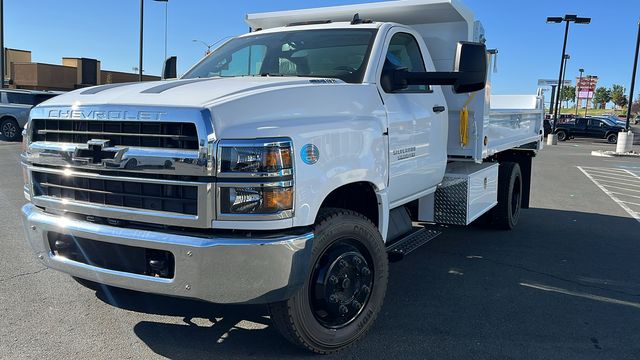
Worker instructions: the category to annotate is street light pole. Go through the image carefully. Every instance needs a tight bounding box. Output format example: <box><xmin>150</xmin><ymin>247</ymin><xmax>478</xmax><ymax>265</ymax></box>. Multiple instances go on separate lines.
<box><xmin>552</xmin><ymin>20</ymin><xmax>570</xmax><ymax>128</ymax></box>
<box><xmin>139</xmin><ymin>0</ymin><xmax>144</xmax><ymax>82</ymax></box>
<box><xmin>576</xmin><ymin>68</ymin><xmax>584</xmax><ymax>115</ymax></box>
<box><xmin>549</xmin><ymin>84</ymin><xmax>557</xmax><ymax>116</ymax></box>
<box><xmin>625</xmin><ymin>18</ymin><xmax>640</xmax><ymax>130</ymax></box>
<box><xmin>559</xmin><ymin>54</ymin><xmax>570</xmax><ymax>111</ymax></box>
<box><xmin>0</xmin><ymin>0</ymin><xmax>4</xmax><ymax>88</ymax></box>
<box><xmin>547</xmin><ymin>15</ymin><xmax>591</xmax><ymax>132</ymax></box>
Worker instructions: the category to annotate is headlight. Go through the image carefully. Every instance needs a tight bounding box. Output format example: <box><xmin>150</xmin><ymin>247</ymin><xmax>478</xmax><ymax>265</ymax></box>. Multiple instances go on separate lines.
<box><xmin>217</xmin><ymin>138</ymin><xmax>294</xmax><ymax>220</ymax></box>
<box><xmin>218</xmin><ymin>139</ymin><xmax>292</xmax><ymax>176</ymax></box>
<box><xmin>219</xmin><ymin>182</ymin><xmax>293</xmax><ymax>216</ymax></box>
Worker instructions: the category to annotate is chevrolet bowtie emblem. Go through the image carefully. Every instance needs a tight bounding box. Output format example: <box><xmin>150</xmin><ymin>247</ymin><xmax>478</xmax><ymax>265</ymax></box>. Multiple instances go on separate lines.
<box><xmin>73</xmin><ymin>139</ymin><xmax>126</xmax><ymax>165</ymax></box>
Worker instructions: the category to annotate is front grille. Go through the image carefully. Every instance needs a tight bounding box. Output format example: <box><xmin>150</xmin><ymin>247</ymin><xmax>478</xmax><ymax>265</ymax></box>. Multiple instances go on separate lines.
<box><xmin>31</xmin><ymin>119</ymin><xmax>199</xmax><ymax>150</ymax></box>
<box><xmin>33</xmin><ymin>172</ymin><xmax>198</xmax><ymax>215</ymax></box>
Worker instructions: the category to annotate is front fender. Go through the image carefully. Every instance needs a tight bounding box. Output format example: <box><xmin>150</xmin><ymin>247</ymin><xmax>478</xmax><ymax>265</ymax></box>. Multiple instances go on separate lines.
<box><xmin>209</xmin><ymin>83</ymin><xmax>389</xmax><ymax>228</ymax></box>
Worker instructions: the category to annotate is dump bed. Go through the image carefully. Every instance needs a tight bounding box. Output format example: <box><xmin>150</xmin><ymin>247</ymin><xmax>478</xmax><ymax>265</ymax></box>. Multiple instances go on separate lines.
<box><xmin>247</xmin><ymin>0</ymin><xmax>544</xmax><ymax>162</ymax></box>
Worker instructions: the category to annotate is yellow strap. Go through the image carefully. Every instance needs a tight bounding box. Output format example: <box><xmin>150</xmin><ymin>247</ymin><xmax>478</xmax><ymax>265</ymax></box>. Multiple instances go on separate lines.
<box><xmin>459</xmin><ymin>92</ymin><xmax>477</xmax><ymax>147</ymax></box>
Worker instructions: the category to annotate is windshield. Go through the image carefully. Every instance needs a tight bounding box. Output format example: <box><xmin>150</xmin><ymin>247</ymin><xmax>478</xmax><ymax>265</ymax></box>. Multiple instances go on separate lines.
<box><xmin>183</xmin><ymin>29</ymin><xmax>377</xmax><ymax>83</ymax></box>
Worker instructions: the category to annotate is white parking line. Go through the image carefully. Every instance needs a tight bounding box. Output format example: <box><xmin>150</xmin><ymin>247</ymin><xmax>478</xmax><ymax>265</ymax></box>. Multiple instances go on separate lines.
<box><xmin>577</xmin><ymin>166</ymin><xmax>640</xmax><ymax>223</ymax></box>
<box><xmin>595</xmin><ymin>179</ymin><xmax>640</xmax><ymax>188</ymax></box>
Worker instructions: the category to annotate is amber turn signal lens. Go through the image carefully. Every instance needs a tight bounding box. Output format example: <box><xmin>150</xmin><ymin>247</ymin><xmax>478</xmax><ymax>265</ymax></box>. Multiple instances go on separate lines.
<box><xmin>265</xmin><ymin>147</ymin><xmax>293</xmax><ymax>170</ymax></box>
<box><xmin>263</xmin><ymin>187</ymin><xmax>293</xmax><ymax>211</ymax></box>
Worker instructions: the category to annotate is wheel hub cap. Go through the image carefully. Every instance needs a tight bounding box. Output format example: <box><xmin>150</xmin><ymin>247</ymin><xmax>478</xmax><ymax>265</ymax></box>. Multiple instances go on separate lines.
<box><xmin>310</xmin><ymin>243</ymin><xmax>373</xmax><ymax>328</ymax></box>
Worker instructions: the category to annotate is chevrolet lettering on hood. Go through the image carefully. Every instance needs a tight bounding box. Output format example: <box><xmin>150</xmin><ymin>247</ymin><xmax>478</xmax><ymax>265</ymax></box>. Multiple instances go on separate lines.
<box><xmin>47</xmin><ymin>109</ymin><xmax>167</xmax><ymax>121</ymax></box>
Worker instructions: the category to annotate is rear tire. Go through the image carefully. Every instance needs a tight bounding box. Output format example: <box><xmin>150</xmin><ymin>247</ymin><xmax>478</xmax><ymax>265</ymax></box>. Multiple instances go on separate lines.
<box><xmin>607</xmin><ymin>133</ymin><xmax>618</xmax><ymax>144</ymax></box>
<box><xmin>0</xmin><ymin>118</ymin><xmax>21</xmax><ymax>141</ymax></box>
<box><xmin>488</xmin><ymin>162</ymin><xmax>522</xmax><ymax>230</ymax></box>
<box><xmin>556</xmin><ymin>130</ymin><xmax>567</xmax><ymax>141</ymax></box>
<box><xmin>269</xmin><ymin>208</ymin><xmax>388</xmax><ymax>354</ymax></box>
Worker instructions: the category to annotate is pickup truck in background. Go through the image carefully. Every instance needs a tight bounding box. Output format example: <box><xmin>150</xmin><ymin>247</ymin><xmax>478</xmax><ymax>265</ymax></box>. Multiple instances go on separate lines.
<box><xmin>20</xmin><ymin>0</ymin><xmax>544</xmax><ymax>353</ymax></box>
<box><xmin>0</xmin><ymin>89</ymin><xmax>61</xmax><ymax>141</ymax></box>
<box><xmin>555</xmin><ymin>117</ymin><xmax>626</xmax><ymax>143</ymax></box>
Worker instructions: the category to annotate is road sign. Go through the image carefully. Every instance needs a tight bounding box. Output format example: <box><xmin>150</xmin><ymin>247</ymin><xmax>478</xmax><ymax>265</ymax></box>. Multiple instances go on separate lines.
<box><xmin>538</xmin><ymin>79</ymin><xmax>572</xmax><ymax>86</ymax></box>
<box><xmin>576</xmin><ymin>75</ymin><xmax>598</xmax><ymax>99</ymax></box>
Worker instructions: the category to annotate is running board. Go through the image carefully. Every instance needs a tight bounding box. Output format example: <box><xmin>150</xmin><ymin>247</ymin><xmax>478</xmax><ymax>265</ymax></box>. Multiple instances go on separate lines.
<box><xmin>386</xmin><ymin>227</ymin><xmax>441</xmax><ymax>262</ymax></box>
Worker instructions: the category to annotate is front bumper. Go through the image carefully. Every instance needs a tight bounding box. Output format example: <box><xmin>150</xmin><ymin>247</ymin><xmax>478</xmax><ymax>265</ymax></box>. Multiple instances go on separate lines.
<box><xmin>21</xmin><ymin>203</ymin><xmax>314</xmax><ymax>304</ymax></box>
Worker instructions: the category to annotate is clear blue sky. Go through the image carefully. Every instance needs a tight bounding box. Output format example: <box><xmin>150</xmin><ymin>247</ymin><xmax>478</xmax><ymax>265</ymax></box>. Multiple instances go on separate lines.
<box><xmin>4</xmin><ymin>0</ymin><xmax>640</xmax><ymax>97</ymax></box>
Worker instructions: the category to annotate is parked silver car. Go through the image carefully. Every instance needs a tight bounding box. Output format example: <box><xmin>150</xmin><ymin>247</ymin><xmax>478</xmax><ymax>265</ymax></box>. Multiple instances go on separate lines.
<box><xmin>0</xmin><ymin>89</ymin><xmax>61</xmax><ymax>141</ymax></box>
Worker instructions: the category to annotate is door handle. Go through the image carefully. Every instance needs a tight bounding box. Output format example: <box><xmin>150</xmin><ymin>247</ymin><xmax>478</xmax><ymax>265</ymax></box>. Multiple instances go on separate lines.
<box><xmin>433</xmin><ymin>105</ymin><xmax>446</xmax><ymax>113</ymax></box>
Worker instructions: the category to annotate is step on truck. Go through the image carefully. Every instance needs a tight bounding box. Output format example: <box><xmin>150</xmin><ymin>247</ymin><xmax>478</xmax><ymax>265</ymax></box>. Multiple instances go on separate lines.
<box><xmin>21</xmin><ymin>0</ymin><xmax>544</xmax><ymax>354</ymax></box>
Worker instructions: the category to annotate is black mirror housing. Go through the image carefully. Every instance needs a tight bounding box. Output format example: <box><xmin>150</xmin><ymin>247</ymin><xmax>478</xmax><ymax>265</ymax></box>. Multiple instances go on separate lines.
<box><xmin>392</xmin><ymin>41</ymin><xmax>488</xmax><ymax>94</ymax></box>
<box><xmin>162</xmin><ymin>56</ymin><xmax>178</xmax><ymax>80</ymax></box>
<box><xmin>453</xmin><ymin>42</ymin><xmax>487</xmax><ymax>93</ymax></box>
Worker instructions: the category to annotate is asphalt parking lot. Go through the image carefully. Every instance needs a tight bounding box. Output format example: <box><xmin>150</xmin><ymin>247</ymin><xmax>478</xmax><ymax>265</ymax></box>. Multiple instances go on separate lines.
<box><xmin>1</xmin><ymin>134</ymin><xmax>640</xmax><ymax>360</ymax></box>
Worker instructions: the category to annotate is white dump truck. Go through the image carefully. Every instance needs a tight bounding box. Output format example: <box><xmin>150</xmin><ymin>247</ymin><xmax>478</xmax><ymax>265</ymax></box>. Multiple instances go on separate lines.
<box><xmin>21</xmin><ymin>0</ymin><xmax>544</xmax><ymax>353</ymax></box>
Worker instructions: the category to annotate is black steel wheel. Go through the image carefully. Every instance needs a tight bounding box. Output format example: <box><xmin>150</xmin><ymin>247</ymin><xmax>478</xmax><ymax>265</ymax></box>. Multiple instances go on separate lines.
<box><xmin>269</xmin><ymin>208</ymin><xmax>388</xmax><ymax>354</ymax></box>
<box><xmin>0</xmin><ymin>118</ymin><xmax>20</xmax><ymax>141</ymax></box>
<box><xmin>309</xmin><ymin>240</ymin><xmax>373</xmax><ymax>329</ymax></box>
<box><xmin>556</xmin><ymin>130</ymin><xmax>567</xmax><ymax>141</ymax></box>
<box><xmin>607</xmin><ymin>133</ymin><xmax>618</xmax><ymax>144</ymax></box>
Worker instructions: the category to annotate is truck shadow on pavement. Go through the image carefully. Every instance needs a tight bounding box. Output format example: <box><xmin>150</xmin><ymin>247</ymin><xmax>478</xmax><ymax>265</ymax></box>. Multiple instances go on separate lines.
<box><xmin>94</xmin><ymin>208</ymin><xmax>640</xmax><ymax>359</ymax></box>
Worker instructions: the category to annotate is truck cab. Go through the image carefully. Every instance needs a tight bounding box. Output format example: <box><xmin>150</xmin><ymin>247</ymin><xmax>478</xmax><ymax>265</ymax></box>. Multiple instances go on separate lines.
<box><xmin>20</xmin><ymin>0</ymin><xmax>543</xmax><ymax>354</ymax></box>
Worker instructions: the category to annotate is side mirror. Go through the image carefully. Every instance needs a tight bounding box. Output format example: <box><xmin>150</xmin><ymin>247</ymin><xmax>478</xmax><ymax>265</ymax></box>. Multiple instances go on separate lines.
<box><xmin>162</xmin><ymin>56</ymin><xmax>177</xmax><ymax>80</ymax></box>
<box><xmin>452</xmin><ymin>42</ymin><xmax>488</xmax><ymax>93</ymax></box>
<box><xmin>393</xmin><ymin>41</ymin><xmax>488</xmax><ymax>94</ymax></box>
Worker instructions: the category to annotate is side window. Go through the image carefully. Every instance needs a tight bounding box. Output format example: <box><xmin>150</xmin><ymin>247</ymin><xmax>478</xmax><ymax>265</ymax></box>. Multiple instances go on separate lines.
<box><xmin>381</xmin><ymin>32</ymin><xmax>430</xmax><ymax>93</ymax></box>
<box><xmin>6</xmin><ymin>92</ymin><xmax>35</xmax><ymax>106</ymax></box>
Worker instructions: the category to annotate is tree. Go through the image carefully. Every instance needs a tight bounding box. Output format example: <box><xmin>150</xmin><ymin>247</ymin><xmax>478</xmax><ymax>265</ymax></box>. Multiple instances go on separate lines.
<box><xmin>560</xmin><ymin>85</ymin><xmax>576</xmax><ymax>108</ymax></box>
<box><xmin>610</xmin><ymin>84</ymin><xmax>628</xmax><ymax>109</ymax></box>
<box><xmin>632</xmin><ymin>93</ymin><xmax>640</xmax><ymax>115</ymax></box>
<box><xmin>592</xmin><ymin>87</ymin><xmax>611</xmax><ymax>109</ymax></box>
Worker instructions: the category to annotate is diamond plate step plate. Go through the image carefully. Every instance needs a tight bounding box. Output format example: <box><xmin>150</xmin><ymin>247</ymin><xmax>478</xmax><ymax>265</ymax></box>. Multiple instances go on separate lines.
<box><xmin>386</xmin><ymin>227</ymin><xmax>441</xmax><ymax>256</ymax></box>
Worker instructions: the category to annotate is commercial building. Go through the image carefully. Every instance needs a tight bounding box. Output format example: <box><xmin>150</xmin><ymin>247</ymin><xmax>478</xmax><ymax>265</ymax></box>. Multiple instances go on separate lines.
<box><xmin>3</xmin><ymin>48</ymin><xmax>159</xmax><ymax>91</ymax></box>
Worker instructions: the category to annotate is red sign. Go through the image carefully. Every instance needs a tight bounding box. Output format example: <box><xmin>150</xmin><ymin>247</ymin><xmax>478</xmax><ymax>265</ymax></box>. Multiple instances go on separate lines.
<box><xmin>576</xmin><ymin>76</ymin><xmax>598</xmax><ymax>99</ymax></box>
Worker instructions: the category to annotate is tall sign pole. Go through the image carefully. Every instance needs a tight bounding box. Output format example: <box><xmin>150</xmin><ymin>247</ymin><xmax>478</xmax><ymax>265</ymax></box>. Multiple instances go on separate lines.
<box><xmin>575</xmin><ymin>68</ymin><xmax>584</xmax><ymax>115</ymax></box>
<box><xmin>625</xmin><ymin>19</ymin><xmax>640</xmax><ymax>130</ymax></box>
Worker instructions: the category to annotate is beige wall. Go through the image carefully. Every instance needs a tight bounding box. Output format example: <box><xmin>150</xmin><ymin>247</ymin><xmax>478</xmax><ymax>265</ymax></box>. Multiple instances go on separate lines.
<box><xmin>101</xmin><ymin>70</ymin><xmax>159</xmax><ymax>84</ymax></box>
<box><xmin>5</xmin><ymin>49</ymin><xmax>32</xmax><ymax>82</ymax></box>
<box><xmin>13</xmin><ymin>63</ymin><xmax>78</xmax><ymax>91</ymax></box>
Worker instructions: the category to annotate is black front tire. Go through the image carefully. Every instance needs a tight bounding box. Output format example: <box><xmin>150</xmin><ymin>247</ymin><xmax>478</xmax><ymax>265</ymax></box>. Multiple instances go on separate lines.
<box><xmin>269</xmin><ymin>209</ymin><xmax>388</xmax><ymax>354</ymax></box>
<box><xmin>0</xmin><ymin>118</ymin><xmax>21</xmax><ymax>141</ymax></box>
<box><xmin>607</xmin><ymin>133</ymin><xmax>618</xmax><ymax>144</ymax></box>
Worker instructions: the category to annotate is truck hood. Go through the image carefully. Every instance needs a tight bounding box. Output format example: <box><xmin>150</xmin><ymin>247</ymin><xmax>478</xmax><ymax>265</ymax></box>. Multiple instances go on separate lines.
<box><xmin>41</xmin><ymin>77</ymin><xmax>339</xmax><ymax>108</ymax></box>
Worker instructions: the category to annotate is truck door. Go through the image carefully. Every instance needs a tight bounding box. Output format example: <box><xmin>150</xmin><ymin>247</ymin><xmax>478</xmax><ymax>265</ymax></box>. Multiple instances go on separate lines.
<box><xmin>587</xmin><ymin>119</ymin><xmax>605</xmax><ymax>138</ymax></box>
<box><xmin>376</xmin><ymin>28</ymin><xmax>447</xmax><ymax>204</ymax></box>
<box><xmin>574</xmin><ymin>118</ymin><xmax>588</xmax><ymax>136</ymax></box>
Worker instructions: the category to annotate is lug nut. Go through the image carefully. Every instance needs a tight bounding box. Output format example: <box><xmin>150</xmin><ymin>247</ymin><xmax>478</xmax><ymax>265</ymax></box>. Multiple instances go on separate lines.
<box><xmin>361</xmin><ymin>267</ymin><xmax>371</xmax><ymax>276</ymax></box>
<box><xmin>339</xmin><ymin>259</ymin><xmax>348</xmax><ymax>268</ymax></box>
<box><xmin>329</xmin><ymin>294</ymin><xmax>338</xmax><ymax>303</ymax></box>
<box><xmin>342</xmin><ymin>278</ymin><xmax>351</xmax><ymax>289</ymax></box>
<box><xmin>329</xmin><ymin>275</ymin><xmax>338</xmax><ymax>285</ymax></box>
<box><xmin>362</xmin><ymin>285</ymin><xmax>370</xmax><ymax>294</ymax></box>
<box><xmin>352</xmin><ymin>301</ymin><xmax>361</xmax><ymax>310</ymax></box>
<box><xmin>339</xmin><ymin>305</ymin><xmax>349</xmax><ymax>315</ymax></box>
<box><xmin>353</xmin><ymin>257</ymin><xmax>362</xmax><ymax>266</ymax></box>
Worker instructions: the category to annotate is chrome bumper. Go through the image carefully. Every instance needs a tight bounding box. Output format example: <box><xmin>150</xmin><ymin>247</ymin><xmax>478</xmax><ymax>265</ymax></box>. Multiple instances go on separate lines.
<box><xmin>21</xmin><ymin>203</ymin><xmax>314</xmax><ymax>304</ymax></box>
